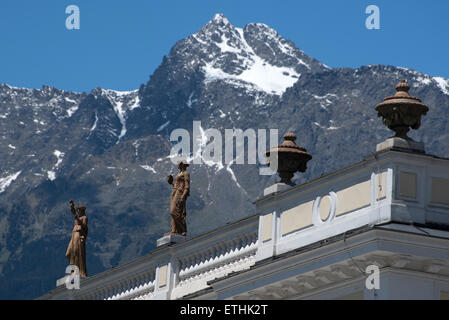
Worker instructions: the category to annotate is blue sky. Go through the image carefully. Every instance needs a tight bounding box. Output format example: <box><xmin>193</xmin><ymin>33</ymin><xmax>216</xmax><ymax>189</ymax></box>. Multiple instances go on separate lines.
<box><xmin>1</xmin><ymin>0</ymin><xmax>448</xmax><ymax>92</ymax></box>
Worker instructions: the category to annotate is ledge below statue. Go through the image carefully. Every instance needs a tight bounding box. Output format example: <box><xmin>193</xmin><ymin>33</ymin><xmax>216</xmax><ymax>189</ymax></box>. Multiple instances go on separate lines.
<box><xmin>157</xmin><ymin>234</ymin><xmax>187</xmax><ymax>247</ymax></box>
<box><xmin>264</xmin><ymin>183</ymin><xmax>294</xmax><ymax>196</ymax></box>
<box><xmin>376</xmin><ymin>137</ymin><xmax>425</xmax><ymax>154</ymax></box>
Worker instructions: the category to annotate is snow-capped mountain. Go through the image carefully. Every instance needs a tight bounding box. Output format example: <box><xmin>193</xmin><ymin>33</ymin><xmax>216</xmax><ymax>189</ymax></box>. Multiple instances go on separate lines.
<box><xmin>1</xmin><ymin>14</ymin><xmax>449</xmax><ymax>299</ymax></box>
<box><xmin>192</xmin><ymin>14</ymin><xmax>326</xmax><ymax>95</ymax></box>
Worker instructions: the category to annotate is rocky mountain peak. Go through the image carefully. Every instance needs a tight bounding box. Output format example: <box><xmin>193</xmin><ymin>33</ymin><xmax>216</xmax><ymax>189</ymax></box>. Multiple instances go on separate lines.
<box><xmin>210</xmin><ymin>13</ymin><xmax>233</xmax><ymax>27</ymax></box>
<box><xmin>175</xmin><ymin>14</ymin><xmax>327</xmax><ymax>96</ymax></box>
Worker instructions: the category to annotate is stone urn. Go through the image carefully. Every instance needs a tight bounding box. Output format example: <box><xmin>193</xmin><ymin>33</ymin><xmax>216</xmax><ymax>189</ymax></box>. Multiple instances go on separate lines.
<box><xmin>375</xmin><ymin>80</ymin><xmax>429</xmax><ymax>139</ymax></box>
<box><xmin>265</xmin><ymin>132</ymin><xmax>312</xmax><ymax>185</ymax></box>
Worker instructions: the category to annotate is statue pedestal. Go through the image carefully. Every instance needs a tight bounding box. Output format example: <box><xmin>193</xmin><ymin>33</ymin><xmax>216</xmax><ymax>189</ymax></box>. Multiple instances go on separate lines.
<box><xmin>264</xmin><ymin>183</ymin><xmax>293</xmax><ymax>197</ymax></box>
<box><xmin>376</xmin><ymin>137</ymin><xmax>425</xmax><ymax>154</ymax></box>
<box><xmin>157</xmin><ymin>234</ymin><xmax>187</xmax><ymax>247</ymax></box>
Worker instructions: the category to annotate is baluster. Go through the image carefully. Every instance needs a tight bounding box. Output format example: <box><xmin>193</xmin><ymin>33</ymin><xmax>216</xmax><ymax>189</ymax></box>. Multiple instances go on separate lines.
<box><xmin>206</xmin><ymin>248</ymin><xmax>213</xmax><ymax>263</ymax></box>
<box><xmin>194</xmin><ymin>253</ymin><xmax>201</xmax><ymax>268</ymax></box>
<box><xmin>119</xmin><ymin>282</ymin><xmax>124</xmax><ymax>297</ymax></box>
<box><xmin>130</xmin><ymin>276</ymin><xmax>137</xmax><ymax>291</ymax></box>
<box><xmin>137</xmin><ymin>274</ymin><xmax>144</xmax><ymax>289</ymax></box>
<box><xmin>222</xmin><ymin>241</ymin><xmax>229</xmax><ymax>256</ymax></box>
<box><xmin>105</xmin><ymin>287</ymin><xmax>111</xmax><ymax>300</ymax></box>
<box><xmin>114</xmin><ymin>282</ymin><xmax>120</xmax><ymax>299</ymax></box>
<box><xmin>142</xmin><ymin>272</ymin><xmax>149</xmax><ymax>286</ymax></box>
<box><xmin>240</xmin><ymin>235</ymin><xmax>247</xmax><ymax>250</ymax></box>
<box><xmin>118</xmin><ymin>280</ymin><xmax>124</xmax><ymax>297</ymax></box>
<box><xmin>186</xmin><ymin>256</ymin><xmax>193</xmax><ymax>271</ymax></box>
<box><xmin>229</xmin><ymin>239</ymin><xmax>237</xmax><ymax>254</ymax></box>
<box><xmin>220</xmin><ymin>241</ymin><xmax>227</xmax><ymax>257</ymax></box>
<box><xmin>101</xmin><ymin>287</ymin><xmax>107</xmax><ymax>300</ymax></box>
<box><xmin>136</xmin><ymin>274</ymin><xmax>143</xmax><ymax>288</ymax></box>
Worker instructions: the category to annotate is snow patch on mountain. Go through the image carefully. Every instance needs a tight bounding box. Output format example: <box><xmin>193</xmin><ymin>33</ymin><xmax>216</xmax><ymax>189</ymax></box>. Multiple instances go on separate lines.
<box><xmin>102</xmin><ymin>89</ymin><xmax>139</xmax><ymax>142</ymax></box>
<box><xmin>53</xmin><ymin>150</ymin><xmax>65</xmax><ymax>169</ymax></box>
<box><xmin>90</xmin><ymin>112</ymin><xmax>99</xmax><ymax>132</ymax></box>
<box><xmin>66</xmin><ymin>105</ymin><xmax>79</xmax><ymax>117</ymax></box>
<box><xmin>215</xmin><ymin>33</ymin><xmax>241</xmax><ymax>54</ymax></box>
<box><xmin>186</xmin><ymin>92</ymin><xmax>197</xmax><ymax>108</ymax></box>
<box><xmin>393</xmin><ymin>67</ymin><xmax>449</xmax><ymax>95</ymax></box>
<box><xmin>186</xmin><ymin>122</ymin><xmax>225</xmax><ymax>172</ymax></box>
<box><xmin>414</xmin><ymin>76</ymin><xmax>432</xmax><ymax>86</ymax></box>
<box><xmin>203</xmin><ymin>55</ymin><xmax>299</xmax><ymax>95</ymax></box>
<box><xmin>128</xmin><ymin>95</ymin><xmax>141</xmax><ymax>111</ymax></box>
<box><xmin>104</xmin><ymin>91</ymin><xmax>127</xmax><ymax>142</ymax></box>
<box><xmin>201</xmin><ymin>27</ymin><xmax>299</xmax><ymax>95</ymax></box>
<box><xmin>0</xmin><ymin>171</ymin><xmax>22</xmax><ymax>193</ymax></box>
<box><xmin>180</xmin><ymin>122</ymin><xmax>248</xmax><ymax>194</ymax></box>
<box><xmin>226</xmin><ymin>159</ymin><xmax>244</xmax><ymax>191</ymax></box>
<box><xmin>47</xmin><ymin>171</ymin><xmax>56</xmax><ymax>181</ymax></box>
<box><xmin>140</xmin><ymin>165</ymin><xmax>157</xmax><ymax>173</ymax></box>
<box><xmin>194</xmin><ymin>14</ymin><xmax>302</xmax><ymax>95</ymax></box>
<box><xmin>46</xmin><ymin>150</ymin><xmax>65</xmax><ymax>181</ymax></box>
<box><xmin>313</xmin><ymin>121</ymin><xmax>340</xmax><ymax>131</ymax></box>
<box><xmin>434</xmin><ymin>77</ymin><xmax>449</xmax><ymax>95</ymax></box>
<box><xmin>157</xmin><ymin>120</ymin><xmax>170</xmax><ymax>132</ymax></box>
<box><xmin>64</xmin><ymin>97</ymin><xmax>77</xmax><ymax>104</ymax></box>
<box><xmin>65</xmin><ymin>96</ymin><xmax>80</xmax><ymax>117</ymax></box>
<box><xmin>312</xmin><ymin>93</ymin><xmax>338</xmax><ymax>109</ymax></box>
<box><xmin>218</xmin><ymin>109</ymin><xmax>226</xmax><ymax>118</ymax></box>
<box><xmin>247</xmin><ymin>22</ymin><xmax>311</xmax><ymax>69</ymax></box>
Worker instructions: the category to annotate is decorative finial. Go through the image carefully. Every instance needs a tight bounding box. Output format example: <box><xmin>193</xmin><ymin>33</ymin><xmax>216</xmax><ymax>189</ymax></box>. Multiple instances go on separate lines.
<box><xmin>265</xmin><ymin>132</ymin><xmax>312</xmax><ymax>185</ymax></box>
<box><xmin>395</xmin><ymin>79</ymin><xmax>410</xmax><ymax>93</ymax></box>
<box><xmin>375</xmin><ymin>80</ymin><xmax>429</xmax><ymax>139</ymax></box>
<box><xmin>283</xmin><ymin>132</ymin><xmax>297</xmax><ymax>141</ymax></box>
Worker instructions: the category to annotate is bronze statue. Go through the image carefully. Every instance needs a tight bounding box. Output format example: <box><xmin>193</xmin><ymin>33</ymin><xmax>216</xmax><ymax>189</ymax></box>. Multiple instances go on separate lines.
<box><xmin>65</xmin><ymin>200</ymin><xmax>88</xmax><ymax>277</ymax></box>
<box><xmin>165</xmin><ymin>159</ymin><xmax>190</xmax><ymax>236</ymax></box>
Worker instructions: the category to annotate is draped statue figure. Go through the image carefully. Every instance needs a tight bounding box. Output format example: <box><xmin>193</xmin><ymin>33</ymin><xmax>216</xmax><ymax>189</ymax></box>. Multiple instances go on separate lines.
<box><xmin>65</xmin><ymin>200</ymin><xmax>88</xmax><ymax>277</ymax></box>
<box><xmin>166</xmin><ymin>159</ymin><xmax>190</xmax><ymax>236</ymax></box>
